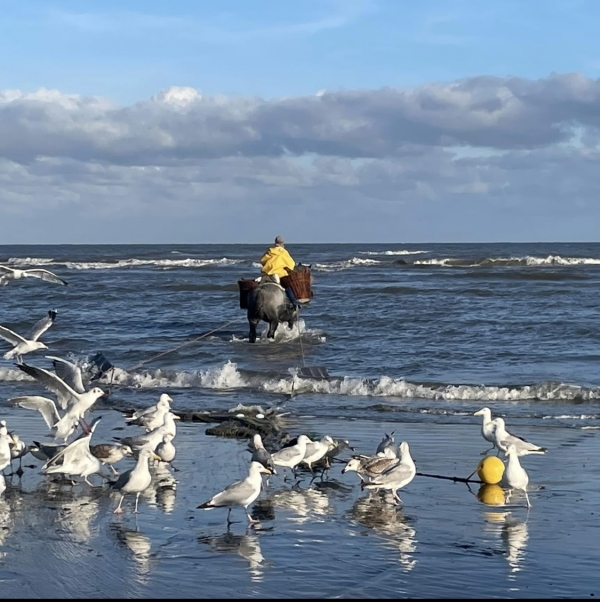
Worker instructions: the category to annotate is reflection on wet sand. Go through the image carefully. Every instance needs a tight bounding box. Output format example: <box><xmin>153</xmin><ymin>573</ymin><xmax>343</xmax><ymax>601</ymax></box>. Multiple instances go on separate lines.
<box><xmin>111</xmin><ymin>524</ymin><xmax>157</xmax><ymax>585</ymax></box>
<box><xmin>349</xmin><ymin>491</ymin><xmax>418</xmax><ymax>572</ymax></box>
<box><xmin>42</xmin><ymin>482</ymin><xmax>101</xmax><ymax>545</ymax></box>
<box><xmin>483</xmin><ymin>511</ymin><xmax>529</xmax><ymax>574</ymax></box>
<box><xmin>264</xmin><ymin>484</ymin><xmax>332</xmax><ymax>524</ymax></box>
<box><xmin>138</xmin><ymin>465</ymin><xmax>178</xmax><ymax>514</ymax></box>
<box><xmin>198</xmin><ymin>529</ymin><xmax>267</xmax><ymax>581</ymax></box>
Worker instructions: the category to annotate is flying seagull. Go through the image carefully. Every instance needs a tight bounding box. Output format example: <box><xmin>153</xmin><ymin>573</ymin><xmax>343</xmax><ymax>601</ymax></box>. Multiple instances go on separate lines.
<box><xmin>10</xmin><ymin>361</ymin><xmax>106</xmax><ymax>441</ymax></box>
<box><xmin>0</xmin><ymin>265</ymin><xmax>68</xmax><ymax>286</ymax></box>
<box><xmin>0</xmin><ymin>310</ymin><xmax>57</xmax><ymax>363</ymax></box>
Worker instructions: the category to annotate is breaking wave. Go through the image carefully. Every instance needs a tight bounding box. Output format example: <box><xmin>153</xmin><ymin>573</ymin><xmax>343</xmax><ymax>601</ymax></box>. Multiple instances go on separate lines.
<box><xmin>7</xmin><ymin>257</ymin><xmax>245</xmax><ymax>270</ymax></box>
<box><xmin>414</xmin><ymin>255</ymin><xmax>600</xmax><ymax>268</ymax></box>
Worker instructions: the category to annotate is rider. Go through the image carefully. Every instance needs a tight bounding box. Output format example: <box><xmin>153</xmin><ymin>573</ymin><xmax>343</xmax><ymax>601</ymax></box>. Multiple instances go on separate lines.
<box><xmin>259</xmin><ymin>236</ymin><xmax>302</xmax><ymax>308</ymax></box>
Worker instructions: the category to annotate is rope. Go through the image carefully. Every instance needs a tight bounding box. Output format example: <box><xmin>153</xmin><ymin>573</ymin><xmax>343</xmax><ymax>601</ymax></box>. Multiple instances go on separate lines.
<box><xmin>126</xmin><ymin>318</ymin><xmax>241</xmax><ymax>372</ymax></box>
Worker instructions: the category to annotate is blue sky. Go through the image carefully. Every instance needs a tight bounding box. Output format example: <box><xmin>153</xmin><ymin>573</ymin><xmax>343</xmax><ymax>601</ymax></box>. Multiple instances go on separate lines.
<box><xmin>1</xmin><ymin>0</ymin><xmax>600</xmax><ymax>243</ymax></box>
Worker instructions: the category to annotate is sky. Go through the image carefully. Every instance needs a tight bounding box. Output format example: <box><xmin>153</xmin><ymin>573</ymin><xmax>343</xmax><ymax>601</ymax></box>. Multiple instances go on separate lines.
<box><xmin>1</xmin><ymin>0</ymin><xmax>600</xmax><ymax>244</ymax></box>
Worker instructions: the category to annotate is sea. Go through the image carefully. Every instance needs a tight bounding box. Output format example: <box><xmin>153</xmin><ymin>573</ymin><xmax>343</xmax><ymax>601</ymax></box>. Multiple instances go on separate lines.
<box><xmin>0</xmin><ymin>242</ymin><xmax>599</xmax><ymax>598</ymax></box>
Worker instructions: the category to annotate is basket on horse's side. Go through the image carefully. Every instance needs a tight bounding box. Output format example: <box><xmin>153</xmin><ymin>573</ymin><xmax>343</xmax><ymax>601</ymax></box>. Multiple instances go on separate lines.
<box><xmin>280</xmin><ymin>267</ymin><xmax>313</xmax><ymax>304</ymax></box>
<box><xmin>237</xmin><ymin>278</ymin><xmax>259</xmax><ymax>309</ymax></box>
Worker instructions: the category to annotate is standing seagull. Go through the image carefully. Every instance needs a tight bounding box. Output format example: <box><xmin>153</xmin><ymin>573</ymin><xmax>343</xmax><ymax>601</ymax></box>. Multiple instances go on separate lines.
<box><xmin>115</xmin><ymin>412</ymin><xmax>180</xmax><ymax>454</ymax></box>
<box><xmin>11</xmin><ymin>361</ymin><xmax>106</xmax><ymax>441</ymax></box>
<box><xmin>90</xmin><ymin>443</ymin><xmax>133</xmax><ymax>477</ymax></box>
<box><xmin>124</xmin><ymin>394</ymin><xmax>173</xmax><ymax>432</ymax></box>
<box><xmin>111</xmin><ymin>448</ymin><xmax>162</xmax><ymax>514</ymax></box>
<box><xmin>155</xmin><ymin>434</ymin><xmax>177</xmax><ymax>470</ymax></box>
<box><xmin>301</xmin><ymin>435</ymin><xmax>336</xmax><ymax>477</ymax></box>
<box><xmin>474</xmin><ymin>407</ymin><xmax>497</xmax><ymax>454</ymax></box>
<box><xmin>491</xmin><ymin>418</ymin><xmax>547</xmax><ymax>457</ymax></box>
<box><xmin>197</xmin><ymin>461</ymin><xmax>272</xmax><ymax>527</ymax></box>
<box><xmin>249</xmin><ymin>434</ymin><xmax>276</xmax><ymax>475</ymax></box>
<box><xmin>0</xmin><ymin>265</ymin><xmax>68</xmax><ymax>286</ymax></box>
<box><xmin>503</xmin><ymin>444</ymin><xmax>531</xmax><ymax>508</ymax></box>
<box><xmin>0</xmin><ymin>421</ymin><xmax>13</xmax><ymax>476</ymax></box>
<box><xmin>361</xmin><ymin>441</ymin><xmax>417</xmax><ymax>505</ymax></box>
<box><xmin>0</xmin><ymin>310</ymin><xmax>57</xmax><ymax>364</ymax></box>
<box><xmin>271</xmin><ymin>435</ymin><xmax>310</xmax><ymax>480</ymax></box>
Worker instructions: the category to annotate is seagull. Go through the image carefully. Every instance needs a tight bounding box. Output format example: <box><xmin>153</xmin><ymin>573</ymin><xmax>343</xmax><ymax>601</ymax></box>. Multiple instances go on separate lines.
<box><xmin>341</xmin><ymin>450</ymin><xmax>400</xmax><ymax>483</ymax></box>
<box><xmin>90</xmin><ymin>443</ymin><xmax>133</xmax><ymax>477</ymax></box>
<box><xmin>111</xmin><ymin>447</ymin><xmax>161</xmax><ymax>514</ymax></box>
<box><xmin>491</xmin><ymin>418</ymin><xmax>547</xmax><ymax>456</ymax></box>
<box><xmin>155</xmin><ymin>434</ymin><xmax>177</xmax><ymax>470</ymax></box>
<box><xmin>248</xmin><ymin>434</ymin><xmax>276</xmax><ymax>475</ymax></box>
<box><xmin>375</xmin><ymin>431</ymin><xmax>396</xmax><ymax>456</ymax></box>
<box><xmin>361</xmin><ymin>441</ymin><xmax>417</xmax><ymax>505</ymax></box>
<box><xmin>0</xmin><ymin>421</ymin><xmax>13</xmax><ymax>475</ymax></box>
<box><xmin>115</xmin><ymin>412</ymin><xmax>180</xmax><ymax>454</ymax></box>
<box><xmin>197</xmin><ymin>461</ymin><xmax>272</xmax><ymax>527</ymax></box>
<box><xmin>0</xmin><ymin>265</ymin><xmax>68</xmax><ymax>286</ymax></box>
<box><xmin>0</xmin><ymin>310</ymin><xmax>57</xmax><ymax>364</ymax></box>
<box><xmin>301</xmin><ymin>435</ymin><xmax>336</xmax><ymax>475</ymax></box>
<box><xmin>271</xmin><ymin>434</ymin><xmax>310</xmax><ymax>480</ymax></box>
<box><xmin>124</xmin><ymin>394</ymin><xmax>173</xmax><ymax>432</ymax></box>
<box><xmin>29</xmin><ymin>440</ymin><xmax>67</xmax><ymax>462</ymax></box>
<box><xmin>42</xmin><ymin>416</ymin><xmax>103</xmax><ymax>486</ymax></box>
<box><xmin>474</xmin><ymin>407</ymin><xmax>497</xmax><ymax>454</ymax></box>
<box><xmin>11</xmin><ymin>361</ymin><xmax>107</xmax><ymax>441</ymax></box>
<box><xmin>8</xmin><ymin>432</ymin><xmax>28</xmax><ymax>471</ymax></box>
<box><xmin>503</xmin><ymin>444</ymin><xmax>531</xmax><ymax>508</ymax></box>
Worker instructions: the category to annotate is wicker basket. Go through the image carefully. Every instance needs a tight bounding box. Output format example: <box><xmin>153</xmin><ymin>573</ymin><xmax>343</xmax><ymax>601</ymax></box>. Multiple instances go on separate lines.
<box><xmin>280</xmin><ymin>268</ymin><xmax>313</xmax><ymax>303</ymax></box>
<box><xmin>237</xmin><ymin>278</ymin><xmax>259</xmax><ymax>309</ymax></box>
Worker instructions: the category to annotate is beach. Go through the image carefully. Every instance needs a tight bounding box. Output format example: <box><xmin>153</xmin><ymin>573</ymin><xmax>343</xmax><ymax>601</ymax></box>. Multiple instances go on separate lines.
<box><xmin>0</xmin><ymin>404</ymin><xmax>597</xmax><ymax>598</ymax></box>
<box><xmin>1</xmin><ymin>241</ymin><xmax>600</xmax><ymax>598</ymax></box>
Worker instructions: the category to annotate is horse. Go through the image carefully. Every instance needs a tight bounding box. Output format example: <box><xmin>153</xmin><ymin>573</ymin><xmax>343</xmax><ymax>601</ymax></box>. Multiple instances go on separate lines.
<box><xmin>246</xmin><ymin>275</ymin><xmax>299</xmax><ymax>343</ymax></box>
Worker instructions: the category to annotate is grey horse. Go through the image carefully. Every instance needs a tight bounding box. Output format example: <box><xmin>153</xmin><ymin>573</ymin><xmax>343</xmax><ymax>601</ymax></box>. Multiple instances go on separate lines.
<box><xmin>247</xmin><ymin>275</ymin><xmax>299</xmax><ymax>343</ymax></box>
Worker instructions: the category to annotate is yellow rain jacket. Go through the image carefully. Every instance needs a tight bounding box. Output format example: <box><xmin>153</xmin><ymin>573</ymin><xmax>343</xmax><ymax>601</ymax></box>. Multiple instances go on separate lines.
<box><xmin>260</xmin><ymin>246</ymin><xmax>295</xmax><ymax>279</ymax></box>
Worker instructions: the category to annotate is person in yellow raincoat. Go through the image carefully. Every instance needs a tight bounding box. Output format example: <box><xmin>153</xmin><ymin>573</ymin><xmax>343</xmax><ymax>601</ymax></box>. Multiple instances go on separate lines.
<box><xmin>259</xmin><ymin>236</ymin><xmax>301</xmax><ymax>307</ymax></box>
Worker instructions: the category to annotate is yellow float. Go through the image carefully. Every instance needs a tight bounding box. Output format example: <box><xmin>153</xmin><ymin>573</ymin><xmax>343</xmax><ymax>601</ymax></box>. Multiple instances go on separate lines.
<box><xmin>476</xmin><ymin>455</ymin><xmax>505</xmax><ymax>485</ymax></box>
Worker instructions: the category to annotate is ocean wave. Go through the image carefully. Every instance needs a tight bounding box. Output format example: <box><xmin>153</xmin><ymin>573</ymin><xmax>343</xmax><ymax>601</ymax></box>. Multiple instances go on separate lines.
<box><xmin>67</xmin><ymin>258</ymin><xmax>246</xmax><ymax>270</ymax></box>
<box><xmin>3</xmin><ymin>358</ymin><xmax>598</xmax><ymax>403</ymax></box>
<box><xmin>312</xmin><ymin>257</ymin><xmax>383</xmax><ymax>272</ymax></box>
<box><xmin>359</xmin><ymin>250</ymin><xmax>429</xmax><ymax>256</ymax></box>
<box><xmin>414</xmin><ymin>255</ymin><xmax>600</xmax><ymax>268</ymax></box>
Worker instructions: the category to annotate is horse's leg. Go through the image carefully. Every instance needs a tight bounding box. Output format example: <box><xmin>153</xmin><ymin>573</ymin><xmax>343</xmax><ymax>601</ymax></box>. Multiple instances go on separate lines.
<box><xmin>267</xmin><ymin>320</ymin><xmax>278</xmax><ymax>339</ymax></box>
<box><xmin>249</xmin><ymin>319</ymin><xmax>259</xmax><ymax>343</ymax></box>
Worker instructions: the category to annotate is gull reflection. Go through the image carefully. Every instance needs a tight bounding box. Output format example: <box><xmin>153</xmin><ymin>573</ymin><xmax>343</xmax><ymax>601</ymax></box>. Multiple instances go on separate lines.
<box><xmin>482</xmin><ymin>510</ymin><xmax>529</xmax><ymax>574</ymax></box>
<box><xmin>265</xmin><ymin>485</ymin><xmax>331</xmax><ymax>524</ymax></box>
<box><xmin>350</xmin><ymin>491</ymin><xmax>417</xmax><ymax>572</ymax></box>
<box><xmin>501</xmin><ymin>513</ymin><xmax>529</xmax><ymax>574</ymax></box>
<box><xmin>0</xmin><ymin>498</ymin><xmax>12</xmax><ymax>556</ymax></box>
<box><xmin>42</xmin><ymin>483</ymin><xmax>101</xmax><ymax>544</ymax></box>
<box><xmin>198</xmin><ymin>529</ymin><xmax>267</xmax><ymax>582</ymax></box>
<box><xmin>111</xmin><ymin>524</ymin><xmax>156</xmax><ymax>585</ymax></box>
<box><xmin>139</xmin><ymin>465</ymin><xmax>177</xmax><ymax>514</ymax></box>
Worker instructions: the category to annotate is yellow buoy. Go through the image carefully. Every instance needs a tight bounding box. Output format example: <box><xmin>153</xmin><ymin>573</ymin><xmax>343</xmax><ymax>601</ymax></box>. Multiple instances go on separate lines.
<box><xmin>476</xmin><ymin>455</ymin><xmax>505</xmax><ymax>485</ymax></box>
<box><xmin>477</xmin><ymin>483</ymin><xmax>506</xmax><ymax>506</ymax></box>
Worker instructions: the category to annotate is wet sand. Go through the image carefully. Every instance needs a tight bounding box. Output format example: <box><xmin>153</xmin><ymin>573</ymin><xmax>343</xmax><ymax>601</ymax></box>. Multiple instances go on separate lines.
<box><xmin>0</xmin><ymin>406</ymin><xmax>599</xmax><ymax>598</ymax></box>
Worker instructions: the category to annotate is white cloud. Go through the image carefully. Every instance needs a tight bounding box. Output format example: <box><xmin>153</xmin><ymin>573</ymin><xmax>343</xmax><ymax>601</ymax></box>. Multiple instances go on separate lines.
<box><xmin>2</xmin><ymin>73</ymin><xmax>600</xmax><ymax>243</ymax></box>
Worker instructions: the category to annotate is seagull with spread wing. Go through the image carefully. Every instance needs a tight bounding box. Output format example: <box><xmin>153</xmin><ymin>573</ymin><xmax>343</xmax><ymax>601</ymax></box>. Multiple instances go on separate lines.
<box><xmin>42</xmin><ymin>416</ymin><xmax>103</xmax><ymax>486</ymax></box>
<box><xmin>0</xmin><ymin>265</ymin><xmax>68</xmax><ymax>286</ymax></box>
<box><xmin>10</xmin><ymin>360</ymin><xmax>107</xmax><ymax>441</ymax></box>
<box><xmin>0</xmin><ymin>310</ymin><xmax>57</xmax><ymax>364</ymax></box>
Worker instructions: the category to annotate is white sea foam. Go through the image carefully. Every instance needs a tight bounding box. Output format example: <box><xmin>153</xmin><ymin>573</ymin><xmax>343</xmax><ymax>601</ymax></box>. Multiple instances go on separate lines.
<box><xmin>313</xmin><ymin>257</ymin><xmax>382</xmax><ymax>272</ymax></box>
<box><xmin>230</xmin><ymin>319</ymin><xmax>326</xmax><ymax>344</ymax></box>
<box><xmin>359</xmin><ymin>250</ymin><xmax>429</xmax><ymax>256</ymax></box>
<box><xmin>4</xmin><ymin>359</ymin><xmax>595</xmax><ymax>403</ymax></box>
<box><xmin>8</xmin><ymin>257</ymin><xmax>245</xmax><ymax>270</ymax></box>
<box><xmin>414</xmin><ymin>255</ymin><xmax>600</xmax><ymax>267</ymax></box>
<box><xmin>7</xmin><ymin>257</ymin><xmax>54</xmax><ymax>266</ymax></box>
